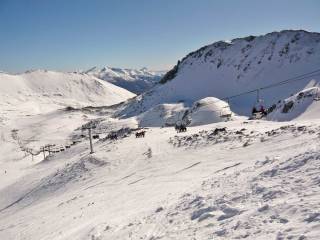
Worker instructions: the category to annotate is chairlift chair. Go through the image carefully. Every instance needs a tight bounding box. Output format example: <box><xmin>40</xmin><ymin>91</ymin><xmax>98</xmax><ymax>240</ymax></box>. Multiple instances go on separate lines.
<box><xmin>250</xmin><ymin>98</ymin><xmax>267</xmax><ymax>120</ymax></box>
<box><xmin>250</xmin><ymin>112</ymin><xmax>264</xmax><ymax>120</ymax></box>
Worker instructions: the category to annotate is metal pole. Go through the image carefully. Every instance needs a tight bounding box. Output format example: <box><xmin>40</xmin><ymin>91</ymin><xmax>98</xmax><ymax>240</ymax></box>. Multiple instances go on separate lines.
<box><xmin>48</xmin><ymin>145</ymin><xmax>51</xmax><ymax>156</ymax></box>
<box><xmin>88</xmin><ymin>128</ymin><xmax>93</xmax><ymax>154</ymax></box>
<box><xmin>42</xmin><ymin>147</ymin><xmax>46</xmax><ymax>159</ymax></box>
<box><xmin>82</xmin><ymin>124</ymin><xmax>95</xmax><ymax>154</ymax></box>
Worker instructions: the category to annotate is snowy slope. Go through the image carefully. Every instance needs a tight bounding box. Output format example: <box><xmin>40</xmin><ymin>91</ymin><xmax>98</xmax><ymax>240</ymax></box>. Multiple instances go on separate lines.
<box><xmin>189</xmin><ymin>97</ymin><xmax>234</xmax><ymax>126</ymax></box>
<box><xmin>117</xmin><ymin>30</ymin><xmax>320</xmax><ymax>118</ymax></box>
<box><xmin>267</xmin><ymin>84</ymin><xmax>320</xmax><ymax>121</ymax></box>
<box><xmin>1</xmin><ymin>110</ymin><xmax>320</xmax><ymax>239</ymax></box>
<box><xmin>85</xmin><ymin>67</ymin><xmax>164</xmax><ymax>94</ymax></box>
<box><xmin>1</xmin><ymin>29</ymin><xmax>320</xmax><ymax>240</ymax></box>
<box><xmin>136</xmin><ymin>103</ymin><xmax>188</xmax><ymax>127</ymax></box>
<box><xmin>135</xmin><ymin>97</ymin><xmax>235</xmax><ymax>127</ymax></box>
<box><xmin>0</xmin><ymin>72</ymin><xmax>319</xmax><ymax>240</ymax></box>
<box><xmin>0</xmin><ymin>70</ymin><xmax>135</xmax><ymax>123</ymax></box>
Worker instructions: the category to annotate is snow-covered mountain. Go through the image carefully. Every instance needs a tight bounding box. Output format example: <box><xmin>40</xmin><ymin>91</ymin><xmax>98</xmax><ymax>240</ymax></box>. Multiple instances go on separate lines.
<box><xmin>117</xmin><ymin>30</ymin><xmax>320</xmax><ymax>118</ymax></box>
<box><xmin>0</xmin><ymin>70</ymin><xmax>135</xmax><ymax>122</ymax></box>
<box><xmin>267</xmin><ymin>83</ymin><xmax>320</xmax><ymax>121</ymax></box>
<box><xmin>84</xmin><ymin>67</ymin><xmax>164</xmax><ymax>94</ymax></box>
<box><xmin>2</xmin><ymin>30</ymin><xmax>320</xmax><ymax>240</ymax></box>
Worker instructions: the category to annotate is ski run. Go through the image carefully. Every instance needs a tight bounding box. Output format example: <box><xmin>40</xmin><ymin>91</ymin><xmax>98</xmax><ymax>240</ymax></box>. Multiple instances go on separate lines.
<box><xmin>1</xmin><ymin>30</ymin><xmax>320</xmax><ymax>240</ymax></box>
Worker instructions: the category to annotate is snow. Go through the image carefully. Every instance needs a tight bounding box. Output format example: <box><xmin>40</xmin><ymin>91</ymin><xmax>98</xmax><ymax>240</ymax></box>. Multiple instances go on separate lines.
<box><xmin>1</xmin><ymin>109</ymin><xmax>320</xmax><ymax>239</ymax></box>
<box><xmin>117</xmin><ymin>30</ymin><xmax>320</xmax><ymax>118</ymax></box>
<box><xmin>136</xmin><ymin>103</ymin><xmax>187</xmax><ymax>127</ymax></box>
<box><xmin>189</xmin><ymin>97</ymin><xmax>234</xmax><ymax>126</ymax></box>
<box><xmin>0</xmin><ymin>69</ymin><xmax>135</xmax><ymax>190</ymax></box>
<box><xmin>84</xmin><ymin>66</ymin><xmax>164</xmax><ymax>94</ymax></box>
<box><xmin>267</xmin><ymin>85</ymin><xmax>320</xmax><ymax>121</ymax></box>
<box><xmin>0</xmin><ymin>70</ymin><xmax>135</xmax><ymax>126</ymax></box>
<box><xmin>1</xmin><ymin>30</ymin><xmax>320</xmax><ymax>240</ymax></box>
<box><xmin>1</xmin><ymin>76</ymin><xmax>320</xmax><ymax>239</ymax></box>
<box><xmin>130</xmin><ymin>97</ymin><xmax>236</xmax><ymax>128</ymax></box>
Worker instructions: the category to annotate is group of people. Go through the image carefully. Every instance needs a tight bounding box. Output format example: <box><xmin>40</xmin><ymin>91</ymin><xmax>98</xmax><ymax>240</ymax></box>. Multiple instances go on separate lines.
<box><xmin>175</xmin><ymin>124</ymin><xmax>187</xmax><ymax>133</ymax></box>
<box><xmin>108</xmin><ymin>132</ymin><xmax>118</xmax><ymax>140</ymax></box>
<box><xmin>252</xmin><ymin>105</ymin><xmax>268</xmax><ymax>117</ymax></box>
<box><xmin>135</xmin><ymin>131</ymin><xmax>146</xmax><ymax>138</ymax></box>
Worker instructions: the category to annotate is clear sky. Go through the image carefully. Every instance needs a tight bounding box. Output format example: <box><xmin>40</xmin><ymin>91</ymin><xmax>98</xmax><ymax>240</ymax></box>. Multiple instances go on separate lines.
<box><xmin>0</xmin><ymin>0</ymin><xmax>319</xmax><ymax>73</ymax></box>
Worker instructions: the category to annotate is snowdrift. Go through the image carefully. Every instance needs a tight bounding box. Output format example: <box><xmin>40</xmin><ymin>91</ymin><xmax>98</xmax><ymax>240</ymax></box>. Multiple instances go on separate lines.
<box><xmin>136</xmin><ymin>97</ymin><xmax>234</xmax><ymax>127</ymax></box>
<box><xmin>117</xmin><ymin>30</ymin><xmax>320</xmax><ymax>118</ymax></box>
<box><xmin>189</xmin><ymin>97</ymin><xmax>233</xmax><ymax>126</ymax></box>
<box><xmin>267</xmin><ymin>86</ymin><xmax>320</xmax><ymax>121</ymax></box>
<box><xmin>137</xmin><ymin>103</ymin><xmax>187</xmax><ymax>127</ymax></box>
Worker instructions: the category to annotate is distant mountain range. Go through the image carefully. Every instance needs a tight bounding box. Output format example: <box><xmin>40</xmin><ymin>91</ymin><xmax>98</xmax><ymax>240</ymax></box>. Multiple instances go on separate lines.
<box><xmin>84</xmin><ymin>67</ymin><xmax>165</xmax><ymax>94</ymax></box>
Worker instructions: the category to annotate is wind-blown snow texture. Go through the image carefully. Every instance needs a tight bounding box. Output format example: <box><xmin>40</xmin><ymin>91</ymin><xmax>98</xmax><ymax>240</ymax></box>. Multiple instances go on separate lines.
<box><xmin>117</xmin><ymin>30</ymin><xmax>320</xmax><ymax>118</ymax></box>
<box><xmin>84</xmin><ymin>67</ymin><xmax>164</xmax><ymax>94</ymax></box>
<box><xmin>1</xmin><ymin>111</ymin><xmax>320</xmax><ymax>239</ymax></box>
<box><xmin>1</xmin><ymin>30</ymin><xmax>320</xmax><ymax>240</ymax></box>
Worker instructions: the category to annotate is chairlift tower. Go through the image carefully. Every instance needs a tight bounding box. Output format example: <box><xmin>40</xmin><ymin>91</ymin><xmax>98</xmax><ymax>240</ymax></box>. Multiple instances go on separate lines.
<box><xmin>256</xmin><ymin>89</ymin><xmax>260</xmax><ymax>103</ymax></box>
<box><xmin>82</xmin><ymin>124</ymin><xmax>96</xmax><ymax>154</ymax></box>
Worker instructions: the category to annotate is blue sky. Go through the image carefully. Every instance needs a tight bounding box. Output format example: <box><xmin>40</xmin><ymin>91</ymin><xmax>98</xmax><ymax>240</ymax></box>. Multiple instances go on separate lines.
<box><xmin>0</xmin><ymin>0</ymin><xmax>319</xmax><ymax>73</ymax></box>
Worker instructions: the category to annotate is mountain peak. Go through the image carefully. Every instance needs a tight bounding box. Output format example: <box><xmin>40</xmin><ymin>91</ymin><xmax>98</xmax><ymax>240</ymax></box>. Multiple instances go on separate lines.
<box><xmin>119</xmin><ymin>30</ymin><xmax>320</xmax><ymax>118</ymax></box>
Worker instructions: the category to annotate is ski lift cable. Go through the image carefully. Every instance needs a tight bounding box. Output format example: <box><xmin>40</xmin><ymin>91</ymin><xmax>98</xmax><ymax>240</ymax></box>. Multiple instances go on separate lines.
<box><xmin>226</xmin><ymin>72</ymin><xmax>320</xmax><ymax>100</ymax></box>
<box><xmin>19</xmin><ymin>69</ymin><xmax>320</xmax><ymax>146</ymax></box>
<box><xmin>182</xmin><ymin>68</ymin><xmax>320</xmax><ymax>112</ymax></box>
<box><xmin>222</xmin><ymin>68</ymin><xmax>320</xmax><ymax>102</ymax></box>
<box><xmin>172</xmin><ymin>69</ymin><xmax>320</xmax><ymax>118</ymax></box>
<box><xmin>263</xmin><ymin>68</ymin><xmax>320</xmax><ymax>86</ymax></box>
<box><xmin>260</xmin><ymin>72</ymin><xmax>320</xmax><ymax>91</ymax></box>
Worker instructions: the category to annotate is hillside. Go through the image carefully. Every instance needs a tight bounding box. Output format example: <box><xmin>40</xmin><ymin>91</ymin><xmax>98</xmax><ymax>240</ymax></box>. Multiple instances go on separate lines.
<box><xmin>267</xmin><ymin>84</ymin><xmax>320</xmax><ymax>121</ymax></box>
<box><xmin>135</xmin><ymin>97</ymin><xmax>236</xmax><ymax>127</ymax></box>
<box><xmin>1</xmin><ymin>30</ymin><xmax>320</xmax><ymax>240</ymax></box>
<box><xmin>0</xmin><ymin>70</ymin><xmax>135</xmax><ymax>124</ymax></box>
<box><xmin>1</xmin><ymin>109</ymin><xmax>320</xmax><ymax>239</ymax></box>
<box><xmin>117</xmin><ymin>30</ymin><xmax>320</xmax><ymax>118</ymax></box>
<box><xmin>84</xmin><ymin>67</ymin><xmax>164</xmax><ymax>94</ymax></box>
